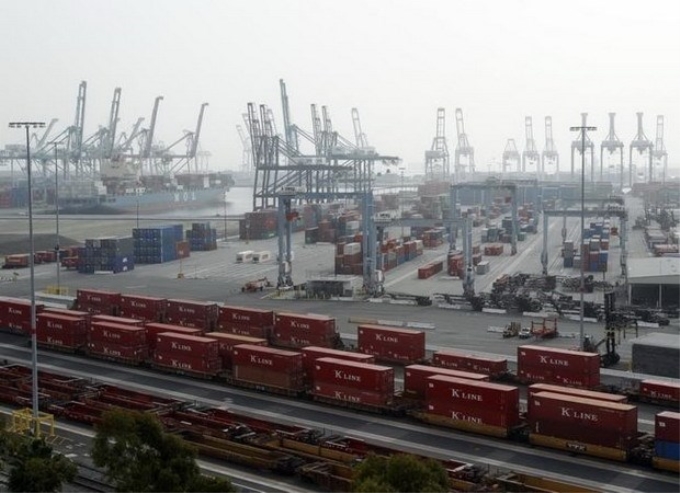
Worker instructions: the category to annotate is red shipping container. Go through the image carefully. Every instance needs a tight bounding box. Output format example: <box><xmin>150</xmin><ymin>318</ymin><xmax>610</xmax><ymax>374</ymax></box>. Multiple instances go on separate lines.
<box><xmin>518</xmin><ymin>365</ymin><xmax>600</xmax><ymax>388</ymax></box>
<box><xmin>154</xmin><ymin>352</ymin><xmax>222</xmax><ymax>374</ymax></box>
<box><xmin>426</xmin><ymin>375</ymin><xmax>520</xmax><ymax>410</ymax></box>
<box><xmin>426</xmin><ymin>399</ymin><xmax>520</xmax><ymax>428</ymax></box>
<box><xmin>302</xmin><ymin>346</ymin><xmax>375</xmax><ymax>379</ymax></box>
<box><xmin>432</xmin><ymin>351</ymin><xmax>508</xmax><ymax>377</ymax></box>
<box><xmin>313</xmin><ymin>358</ymin><xmax>394</xmax><ymax>393</ymax></box>
<box><xmin>530</xmin><ymin>419</ymin><xmax>637</xmax><ymax>450</ymax></box>
<box><xmin>88</xmin><ymin>341</ymin><xmax>148</xmax><ymax>362</ymax></box>
<box><xmin>90</xmin><ymin>322</ymin><xmax>147</xmax><ymax>347</ymax></box>
<box><xmin>37</xmin><ymin>330</ymin><xmax>82</xmax><ymax>348</ymax></box>
<box><xmin>92</xmin><ymin>315</ymin><xmax>144</xmax><ymax>326</ymax></box>
<box><xmin>528</xmin><ymin>391</ymin><xmax>637</xmax><ymax>434</ymax></box>
<box><xmin>655</xmin><ymin>411</ymin><xmax>680</xmax><ymax>443</ymax></box>
<box><xmin>404</xmin><ymin>365</ymin><xmax>489</xmax><ymax>399</ymax></box>
<box><xmin>205</xmin><ymin>332</ymin><xmax>267</xmax><ymax>367</ymax></box>
<box><xmin>232</xmin><ymin>344</ymin><xmax>303</xmax><ymax>374</ymax></box>
<box><xmin>274</xmin><ymin>312</ymin><xmax>336</xmax><ymax>335</ymax></box>
<box><xmin>155</xmin><ymin>333</ymin><xmax>219</xmax><ymax>359</ymax></box>
<box><xmin>218</xmin><ymin>305</ymin><xmax>274</xmax><ymax>327</ymax></box>
<box><xmin>42</xmin><ymin>307</ymin><xmax>91</xmax><ymax>322</ymax></box>
<box><xmin>518</xmin><ymin>345</ymin><xmax>600</xmax><ymax>374</ymax></box>
<box><xmin>527</xmin><ymin>383</ymin><xmax>628</xmax><ymax>404</ymax></box>
<box><xmin>216</xmin><ymin>321</ymin><xmax>270</xmax><ymax>339</ymax></box>
<box><xmin>165</xmin><ymin>299</ymin><xmax>218</xmax><ymax>321</ymax></box>
<box><xmin>357</xmin><ymin>325</ymin><xmax>425</xmax><ymax>364</ymax></box>
<box><xmin>271</xmin><ymin>325</ymin><xmax>336</xmax><ymax>349</ymax></box>
<box><xmin>37</xmin><ymin>313</ymin><xmax>88</xmax><ymax>335</ymax></box>
<box><xmin>233</xmin><ymin>365</ymin><xmax>304</xmax><ymax>391</ymax></box>
<box><xmin>76</xmin><ymin>289</ymin><xmax>121</xmax><ymax>310</ymax></box>
<box><xmin>119</xmin><ymin>294</ymin><xmax>167</xmax><ymax>322</ymax></box>
<box><xmin>640</xmin><ymin>380</ymin><xmax>680</xmax><ymax>404</ymax></box>
<box><xmin>312</xmin><ymin>381</ymin><xmax>393</xmax><ymax>407</ymax></box>
<box><xmin>0</xmin><ymin>298</ymin><xmax>45</xmax><ymax>333</ymax></box>
<box><xmin>144</xmin><ymin>323</ymin><xmax>203</xmax><ymax>351</ymax></box>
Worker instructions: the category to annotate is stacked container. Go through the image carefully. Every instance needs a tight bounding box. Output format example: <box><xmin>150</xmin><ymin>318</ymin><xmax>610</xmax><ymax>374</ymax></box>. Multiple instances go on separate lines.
<box><xmin>186</xmin><ymin>222</ymin><xmax>217</xmax><ymax>251</ymax></box>
<box><xmin>528</xmin><ymin>391</ymin><xmax>638</xmax><ymax>452</ymax></box>
<box><xmin>231</xmin><ymin>344</ymin><xmax>304</xmax><ymax>391</ymax></box>
<box><xmin>311</xmin><ymin>357</ymin><xmax>395</xmax><ymax>407</ymax></box>
<box><xmin>654</xmin><ymin>412</ymin><xmax>680</xmax><ymax>463</ymax></box>
<box><xmin>527</xmin><ymin>383</ymin><xmax>628</xmax><ymax>405</ymax></box>
<box><xmin>119</xmin><ymin>294</ymin><xmax>167</xmax><ymax>323</ymax></box>
<box><xmin>36</xmin><ymin>312</ymin><xmax>88</xmax><ymax>350</ymax></box>
<box><xmin>144</xmin><ymin>323</ymin><xmax>204</xmax><ymax>354</ymax></box>
<box><xmin>563</xmin><ymin>240</ymin><xmax>574</xmax><ymax>268</ymax></box>
<box><xmin>76</xmin><ymin>289</ymin><xmax>121</xmax><ymax>316</ymax></box>
<box><xmin>240</xmin><ymin>210</ymin><xmax>277</xmax><ymax>240</ymax></box>
<box><xmin>301</xmin><ymin>346</ymin><xmax>375</xmax><ymax>384</ymax></box>
<box><xmin>432</xmin><ymin>351</ymin><xmax>508</xmax><ymax>378</ymax></box>
<box><xmin>272</xmin><ymin>312</ymin><xmax>338</xmax><ymax>349</ymax></box>
<box><xmin>78</xmin><ymin>237</ymin><xmax>134</xmax><ymax>274</ymax></box>
<box><xmin>0</xmin><ymin>297</ymin><xmax>45</xmax><ymax>334</ymax></box>
<box><xmin>640</xmin><ymin>380</ymin><xmax>680</xmax><ymax>405</ymax></box>
<box><xmin>205</xmin><ymin>332</ymin><xmax>267</xmax><ymax>368</ymax></box>
<box><xmin>133</xmin><ymin>225</ymin><xmax>184</xmax><ymax>264</ymax></box>
<box><xmin>153</xmin><ymin>332</ymin><xmax>221</xmax><ymax>375</ymax></box>
<box><xmin>404</xmin><ymin>365</ymin><xmax>489</xmax><ymax>400</ymax></box>
<box><xmin>88</xmin><ymin>321</ymin><xmax>148</xmax><ymax>364</ymax></box>
<box><xmin>517</xmin><ymin>345</ymin><xmax>600</xmax><ymax>388</ymax></box>
<box><xmin>217</xmin><ymin>305</ymin><xmax>274</xmax><ymax>339</ymax></box>
<box><xmin>165</xmin><ymin>299</ymin><xmax>218</xmax><ymax>331</ymax></box>
<box><xmin>425</xmin><ymin>375</ymin><xmax>520</xmax><ymax>431</ymax></box>
<box><xmin>357</xmin><ymin>325</ymin><xmax>426</xmax><ymax>364</ymax></box>
<box><xmin>91</xmin><ymin>314</ymin><xmax>144</xmax><ymax>327</ymax></box>
<box><xmin>417</xmin><ymin>260</ymin><xmax>444</xmax><ymax>279</ymax></box>
<box><xmin>447</xmin><ymin>252</ymin><xmax>464</xmax><ymax>277</ymax></box>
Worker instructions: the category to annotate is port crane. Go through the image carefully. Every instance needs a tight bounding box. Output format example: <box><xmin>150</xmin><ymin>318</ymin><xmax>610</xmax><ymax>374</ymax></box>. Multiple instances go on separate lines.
<box><xmin>424</xmin><ymin>108</ymin><xmax>450</xmax><ymax>180</ymax></box>
<box><xmin>570</xmin><ymin>112</ymin><xmax>595</xmax><ymax>182</ymax></box>
<box><xmin>501</xmin><ymin>139</ymin><xmax>520</xmax><ymax>174</ymax></box>
<box><xmin>521</xmin><ymin>117</ymin><xmax>540</xmax><ymax>173</ymax></box>
<box><xmin>629</xmin><ymin>112</ymin><xmax>654</xmax><ymax>185</ymax></box>
<box><xmin>541</xmin><ymin>116</ymin><xmax>559</xmax><ymax>176</ymax></box>
<box><xmin>600</xmin><ymin>113</ymin><xmax>624</xmax><ymax>189</ymax></box>
<box><xmin>652</xmin><ymin>115</ymin><xmax>668</xmax><ymax>183</ymax></box>
<box><xmin>454</xmin><ymin>108</ymin><xmax>474</xmax><ymax>179</ymax></box>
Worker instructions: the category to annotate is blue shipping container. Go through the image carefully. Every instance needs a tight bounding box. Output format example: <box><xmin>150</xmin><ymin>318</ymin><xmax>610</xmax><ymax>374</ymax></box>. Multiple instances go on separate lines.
<box><xmin>655</xmin><ymin>440</ymin><xmax>680</xmax><ymax>461</ymax></box>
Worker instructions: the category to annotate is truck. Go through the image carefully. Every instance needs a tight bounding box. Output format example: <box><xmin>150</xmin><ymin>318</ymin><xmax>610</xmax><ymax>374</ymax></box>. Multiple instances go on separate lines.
<box><xmin>242</xmin><ymin>277</ymin><xmax>273</xmax><ymax>293</ymax></box>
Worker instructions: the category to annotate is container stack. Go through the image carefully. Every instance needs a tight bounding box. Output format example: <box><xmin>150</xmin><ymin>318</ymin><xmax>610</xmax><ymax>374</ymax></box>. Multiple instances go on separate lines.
<box><xmin>301</xmin><ymin>347</ymin><xmax>375</xmax><ymax>384</ymax></box>
<box><xmin>0</xmin><ymin>298</ymin><xmax>45</xmax><ymax>334</ymax></box>
<box><xmin>311</xmin><ymin>357</ymin><xmax>395</xmax><ymax>406</ymax></box>
<box><xmin>119</xmin><ymin>294</ymin><xmax>167</xmax><ymax>323</ymax></box>
<box><xmin>76</xmin><ymin>289</ymin><xmax>121</xmax><ymax>316</ymax></box>
<box><xmin>432</xmin><ymin>351</ymin><xmax>508</xmax><ymax>378</ymax></box>
<box><xmin>528</xmin><ymin>391</ymin><xmax>638</xmax><ymax>455</ymax></box>
<box><xmin>144</xmin><ymin>323</ymin><xmax>204</xmax><ymax>354</ymax></box>
<box><xmin>418</xmin><ymin>260</ymin><xmax>444</xmax><ymax>279</ymax></box>
<box><xmin>563</xmin><ymin>240</ymin><xmax>575</xmax><ymax>268</ymax></box>
<box><xmin>404</xmin><ymin>365</ymin><xmax>489</xmax><ymax>400</ymax></box>
<box><xmin>422</xmin><ymin>228</ymin><xmax>445</xmax><ymax>248</ymax></box>
<box><xmin>205</xmin><ymin>332</ymin><xmax>268</xmax><ymax>369</ymax></box>
<box><xmin>654</xmin><ymin>412</ymin><xmax>680</xmax><ymax>464</ymax></box>
<box><xmin>36</xmin><ymin>312</ymin><xmax>88</xmax><ymax>351</ymax></box>
<box><xmin>232</xmin><ymin>344</ymin><xmax>304</xmax><ymax>392</ymax></box>
<box><xmin>447</xmin><ymin>251</ymin><xmax>464</xmax><ymax>277</ymax></box>
<box><xmin>186</xmin><ymin>222</ymin><xmax>217</xmax><ymax>251</ymax></box>
<box><xmin>425</xmin><ymin>376</ymin><xmax>521</xmax><ymax>433</ymax></box>
<box><xmin>153</xmin><ymin>333</ymin><xmax>222</xmax><ymax>376</ymax></box>
<box><xmin>217</xmin><ymin>305</ymin><xmax>275</xmax><ymax>339</ymax></box>
<box><xmin>240</xmin><ymin>210</ymin><xmax>277</xmax><ymax>240</ymax></box>
<box><xmin>88</xmin><ymin>321</ymin><xmax>148</xmax><ymax>364</ymax></box>
<box><xmin>272</xmin><ymin>312</ymin><xmax>338</xmax><ymax>349</ymax></box>
<box><xmin>517</xmin><ymin>345</ymin><xmax>601</xmax><ymax>388</ymax></box>
<box><xmin>357</xmin><ymin>325</ymin><xmax>426</xmax><ymax>364</ymax></box>
<box><xmin>133</xmin><ymin>224</ymin><xmax>185</xmax><ymax>264</ymax></box>
<box><xmin>78</xmin><ymin>237</ymin><xmax>134</xmax><ymax>274</ymax></box>
<box><xmin>483</xmin><ymin>244</ymin><xmax>504</xmax><ymax>256</ymax></box>
<box><xmin>165</xmin><ymin>299</ymin><xmax>218</xmax><ymax>331</ymax></box>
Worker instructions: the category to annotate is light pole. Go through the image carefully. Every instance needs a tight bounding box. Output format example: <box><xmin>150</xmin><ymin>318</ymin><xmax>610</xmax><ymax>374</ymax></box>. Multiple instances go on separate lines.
<box><xmin>223</xmin><ymin>198</ymin><xmax>228</xmax><ymax>242</ymax></box>
<box><xmin>570</xmin><ymin>121</ymin><xmax>596</xmax><ymax>351</ymax></box>
<box><xmin>399</xmin><ymin>167</ymin><xmax>405</xmax><ymax>239</ymax></box>
<box><xmin>53</xmin><ymin>143</ymin><xmax>61</xmax><ymax>292</ymax></box>
<box><xmin>9</xmin><ymin>120</ymin><xmax>45</xmax><ymax>435</ymax></box>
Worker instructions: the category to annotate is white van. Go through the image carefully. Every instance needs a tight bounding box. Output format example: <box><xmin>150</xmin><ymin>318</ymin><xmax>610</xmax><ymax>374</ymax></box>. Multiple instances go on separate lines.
<box><xmin>252</xmin><ymin>251</ymin><xmax>271</xmax><ymax>263</ymax></box>
<box><xmin>236</xmin><ymin>250</ymin><xmax>254</xmax><ymax>263</ymax></box>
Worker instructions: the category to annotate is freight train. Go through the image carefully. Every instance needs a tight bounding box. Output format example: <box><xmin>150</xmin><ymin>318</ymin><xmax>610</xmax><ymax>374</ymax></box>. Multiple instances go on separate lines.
<box><xmin>0</xmin><ymin>290</ymin><xmax>678</xmax><ymax>475</ymax></box>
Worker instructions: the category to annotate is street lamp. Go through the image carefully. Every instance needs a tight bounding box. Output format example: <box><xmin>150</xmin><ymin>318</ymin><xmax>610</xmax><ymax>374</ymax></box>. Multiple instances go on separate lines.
<box><xmin>570</xmin><ymin>121</ymin><xmax>597</xmax><ymax>351</ymax></box>
<box><xmin>9</xmin><ymin>120</ymin><xmax>45</xmax><ymax>435</ymax></box>
<box><xmin>53</xmin><ymin>142</ymin><xmax>61</xmax><ymax>292</ymax></box>
<box><xmin>399</xmin><ymin>167</ymin><xmax>405</xmax><ymax>239</ymax></box>
<box><xmin>223</xmin><ymin>198</ymin><xmax>228</xmax><ymax>242</ymax></box>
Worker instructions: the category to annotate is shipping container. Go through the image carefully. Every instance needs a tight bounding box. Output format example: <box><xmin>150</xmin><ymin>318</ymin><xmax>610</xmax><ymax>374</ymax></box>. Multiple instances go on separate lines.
<box><xmin>42</xmin><ymin>307</ymin><xmax>91</xmax><ymax>323</ymax></box>
<box><xmin>153</xmin><ymin>352</ymin><xmax>222</xmax><ymax>375</ymax></box>
<box><xmin>527</xmin><ymin>383</ymin><xmax>628</xmax><ymax>404</ymax></box>
<box><xmin>272</xmin><ymin>312</ymin><xmax>338</xmax><ymax>349</ymax></box>
<box><xmin>357</xmin><ymin>324</ymin><xmax>426</xmax><ymax>364</ymax></box>
<box><xmin>655</xmin><ymin>411</ymin><xmax>680</xmax><ymax>443</ymax></box>
<box><xmin>655</xmin><ymin>440</ymin><xmax>680</xmax><ymax>461</ymax></box>
<box><xmin>89</xmin><ymin>322</ymin><xmax>147</xmax><ymax>347</ymax></box>
<box><xmin>312</xmin><ymin>381</ymin><xmax>394</xmax><ymax>407</ymax></box>
<box><xmin>274</xmin><ymin>312</ymin><xmax>336</xmax><ymax>334</ymax></box>
<box><xmin>155</xmin><ymin>333</ymin><xmax>219</xmax><ymax>359</ymax></box>
<box><xmin>518</xmin><ymin>365</ymin><xmax>600</xmax><ymax>389</ymax></box>
<box><xmin>640</xmin><ymin>380</ymin><xmax>680</xmax><ymax>405</ymax></box>
<box><xmin>37</xmin><ymin>313</ymin><xmax>88</xmax><ymax>337</ymax></box>
<box><xmin>232</xmin><ymin>365</ymin><xmax>304</xmax><ymax>391</ymax></box>
<box><xmin>218</xmin><ymin>305</ymin><xmax>274</xmax><ymax>328</ymax></box>
<box><xmin>517</xmin><ymin>345</ymin><xmax>600</xmax><ymax>387</ymax></box>
<box><xmin>119</xmin><ymin>294</ymin><xmax>167</xmax><ymax>322</ymax></box>
<box><xmin>404</xmin><ymin>365</ymin><xmax>489</xmax><ymax>399</ymax></box>
<box><xmin>426</xmin><ymin>375</ymin><xmax>520</xmax><ymax>416</ymax></box>
<box><xmin>232</xmin><ymin>344</ymin><xmax>303</xmax><ymax>374</ymax></box>
<box><xmin>432</xmin><ymin>351</ymin><xmax>508</xmax><ymax>378</ymax></box>
<box><xmin>144</xmin><ymin>323</ymin><xmax>204</xmax><ymax>350</ymax></box>
<box><xmin>426</xmin><ymin>399</ymin><xmax>519</xmax><ymax>429</ymax></box>
<box><xmin>312</xmin><ymin>357</ymin><xmax>394</xmax><ymax>394</ymax></box>
<box><xmin>37</xmin><ymin>329</ymin><xmax>84</xmax><ymax>349</ymax></box>
<box><xmin>216</xmin><ymin>322</ymin><xmax>270</xmax><ymax>339</ymax></box>
<box><xmin>165</xmin><ymin>299</ymin><xmax>218</xmax><ymax>326</ymax></box>
<box><xmin>204</xmin><ymin>332</ymin><xmax>267</xmax><ymax>367</ymax></box>
<box><xmin>301</xmin><ymin>346</ymin><xmax>375</xmax><ymax>381</ymax></box>
<box><xmin>76</xmin><ymin>289</ymin><xmax>121</xmax><ymax>312</ymax></box>
<box><xmin>91</xmin><ymin>314</ymin><xmax>144</xmax><ymax>326</ymax></box>
<box><xmin>88</xmin><ymin>341</ymin><xmax>148</xmax><ymax>363</ymax></box>
<box><xmin>0</xmin><ymin>297</ymin><xmax>45</xmax><ymax>334</ymax></box>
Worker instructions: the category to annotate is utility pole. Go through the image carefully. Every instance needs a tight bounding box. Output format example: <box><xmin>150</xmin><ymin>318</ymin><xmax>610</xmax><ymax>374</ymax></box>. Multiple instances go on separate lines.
<box><xmin>570</xmin><ymin>117</ymin><xmax>596</xmax><ymax>351</ymax></box>
<box><xmin>9</xmin><ymin>120</ymin><xmax>46</xmax><ymax>435</ymax></box>
<box><xmin>54</xmin><ymin>143</ymin><xmax>61</xmax><ymax>291</ymax></box>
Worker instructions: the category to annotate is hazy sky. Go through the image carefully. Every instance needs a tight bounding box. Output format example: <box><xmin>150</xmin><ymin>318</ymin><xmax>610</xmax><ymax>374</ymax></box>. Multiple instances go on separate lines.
<box><xmin>1</xmin><ymin>0</ymin><xmax>678</xmax><ymax>175</ymax></box>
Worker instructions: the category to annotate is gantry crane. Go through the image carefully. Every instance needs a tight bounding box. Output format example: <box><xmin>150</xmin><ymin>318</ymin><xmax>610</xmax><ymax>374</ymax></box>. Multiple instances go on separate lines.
<box><xmin>629</xmin><ymin>112</ymin><xmax>654</xmax><ymax>185</ymax></box>
<box><xmin>502</xmin><ymin>139</ymin><xmax>520</xmax><ymax>173</ymax></box>
<box><xmin>600</xmin><ymin>113</ymin><xmax>624</xmax><ymax>189</ymax></box>
<box><xmin>352</xmin><ymin>108</ymin><xmax>369</xmax><ymax>148</ymax></box>
<box><xmin>542</xmin><ymin>116</ymin><xmax>559</xmax><ymax>176</ymax></box>
<box><xmin>236</xmin><ymin>125</ymin><xmax>252</xmax><ymax>173</ymax></box>
<box><xmin>424</xmin><ymin>108</ymin><xmax>450</xmax><ymax>181</ymax></box>
<box><xmin>570</xmin><ymin>112</ymin><xmax>595</xmax><ymax>182</ymax></box>
<box><xmin>522</xmin><ymin>116</ymin><xmax>540</xmax><ymax>173</ymax></box>
<box><xmin>653</xmin><ymin>115</ymin><xmax>668</xmax><ymax>183</ymax></box>
<box><xmin>454</xmin><ymin>108</ymin><xmax>474</xmax><ymax>180</ymax></box>
<box><xmin>142</xmin><ymin>96</ymin><xmax>163</xmax><ymax>174</ymax></box>
<box><xmin>280</xmin><ymin>79</ymin><xmax>299</xmax><ymax>154</ymax></box>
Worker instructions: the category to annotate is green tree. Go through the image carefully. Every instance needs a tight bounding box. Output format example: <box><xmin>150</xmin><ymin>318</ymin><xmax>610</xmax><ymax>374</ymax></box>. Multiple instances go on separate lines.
<box><xmin>353</xmin><ymin>453</ymin><xmax>449</xmax><ymax>493</ymax></box>
<box><xmin>92</xmin><ymin>408</ymin><xmax>235</xmax><ymax>492</ymax></box>
<box><xmin>5</xmin><ymin>436</ymin><xmax>77</xmax><ymax>493</ymax></box>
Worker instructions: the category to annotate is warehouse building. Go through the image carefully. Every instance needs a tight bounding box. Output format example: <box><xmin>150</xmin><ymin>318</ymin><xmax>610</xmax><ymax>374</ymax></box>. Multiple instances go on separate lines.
<box><xmin>627</xmin><ymin>257</ymin><xmax>680</xmax><ymax>308</ymax></box>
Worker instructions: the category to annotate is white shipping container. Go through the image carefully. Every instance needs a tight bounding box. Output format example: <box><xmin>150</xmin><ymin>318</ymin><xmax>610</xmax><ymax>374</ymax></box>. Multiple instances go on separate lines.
<box><xmin>344</xmin><ymin>242</ymin><xmax>362</xmax><ymax>255</ymax></box>
<box><xmin>236</xmin><ymin>250</ymin><xmax>254</xmax><ymax>263</ymax></box>
<box><xmin>252</xmin><ymin>251</ymin><xmax>271</xmax><ymax>263</ymax></box>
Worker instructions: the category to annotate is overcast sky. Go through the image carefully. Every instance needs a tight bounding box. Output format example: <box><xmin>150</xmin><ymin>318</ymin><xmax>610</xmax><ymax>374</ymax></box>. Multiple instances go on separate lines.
<box><xmin>1</xmin><ymin>0</ymin><xmax>678</xmax><ymax>175</ymax></box>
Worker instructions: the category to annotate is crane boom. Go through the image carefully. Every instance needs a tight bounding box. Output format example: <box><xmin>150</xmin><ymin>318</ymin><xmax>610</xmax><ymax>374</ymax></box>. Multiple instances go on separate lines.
<box><xmin>189</xmin><ymin>103</ymin><xmax>208</xmax><ymax>158</ymax></box>
<box><xmin>145</xmin><ymin>96</ymin><xmax>163</xmax><ymax>158</ymax></box>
